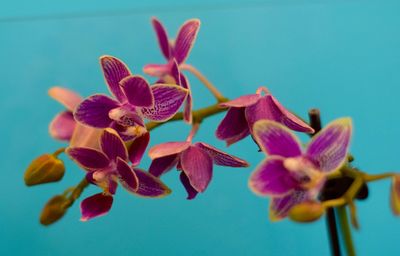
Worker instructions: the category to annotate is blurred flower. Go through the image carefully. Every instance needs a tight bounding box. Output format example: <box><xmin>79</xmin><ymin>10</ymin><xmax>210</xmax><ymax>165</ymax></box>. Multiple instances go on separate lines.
<box><xmin>148</xmin><ymin>141</ymin><xmax>249</xmax><ymax>199</ymax></box>
<box><xmin>288</xmin><ymin>201</ymin><xmax>325</xmax><ymax>223</ymax></box>
<box><xmin>390</xmin><ymin>175</ymin><xmax>400</xmax><ymax>215</ymax></box>
<box><xmin>24</xmin><ymin>153</ymin><xmax>65</xmax><ymax>186</ymax></box>
<box><xmin>48</xmin><ymin>87</ymin><xmax>83</xmax><ymax>141</ymax></box>
<box><xmin>67</xmin><ymin>128</ymin><xmax>170</xmax><ymax>221</ymax></box>
<box><xmin>40</xmin><ymin>195</ymin><xmax>71</xmax><ymax>226</ymax></box>
<box><xmin>216</xmin><ymin>87</ymin><xmax>314</xmax><ymax>146</ymax></box>
<box><xmin>248</xmin><ymin>118</ymin><xmax>352</xmax><ymax>221</ymax></box>
<box><xmin>144</xmin><ymin>17</ymin><xmax>200</xmax><ymax>78</ymax></box>
<box><xmin>74</xmin><ymin>55</ymin><xmax>188</xmax><ymax>140</ymax></box>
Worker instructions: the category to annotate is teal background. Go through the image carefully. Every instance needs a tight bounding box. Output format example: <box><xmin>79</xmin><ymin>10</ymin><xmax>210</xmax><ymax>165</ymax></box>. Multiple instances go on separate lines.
<box><xmin>1</xmin><ymin>0</ymin><xmax>400</xmax><ymax>255</ymax></box>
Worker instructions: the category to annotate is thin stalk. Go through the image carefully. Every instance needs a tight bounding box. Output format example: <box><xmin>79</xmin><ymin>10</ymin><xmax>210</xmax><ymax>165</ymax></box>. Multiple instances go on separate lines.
<box><xmin>337</xmin><ymin>206</ymin><xmax>356</xmax><ymax>256</ymax></box>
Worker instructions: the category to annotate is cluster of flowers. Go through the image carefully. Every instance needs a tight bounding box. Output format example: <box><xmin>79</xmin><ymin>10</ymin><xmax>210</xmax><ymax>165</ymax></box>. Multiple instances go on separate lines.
<box><xmin>25</xmin><ymin>17</ymin><xmax>400</xmax><ymax>225</ymax></box>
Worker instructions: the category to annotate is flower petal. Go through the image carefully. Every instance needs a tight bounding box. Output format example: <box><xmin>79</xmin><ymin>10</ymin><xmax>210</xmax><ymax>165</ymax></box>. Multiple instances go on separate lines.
<box><xmin>140</xmin><ymin>84</ymin><xmax>188</xmax><ymax>122</ymax></box>
<box><xmin>173</xmin><ymin>19</ymin><xmax>200</xmax><ymax>64</ymax></box>
<box><xmin>70</xmin><ymin>124</ymin><xmax>102</xmax><ymax>150</ymax></box>
<box><xmin>100</xmin><ymin>55</ymin><xmax>131</xmax><ymax>102</ymax></box>
<box><xmin>151</xmin><ymin>17</ymin><xmax>171</xmax><ymax>59</ymax></box>
<box><xmin>149</xmin><ymin>155</ymin><xmax>179</xmax><ymax>177</ymax></box>
<box><xmin>100</xmin><ymin>128</ymin><xmax>128</xmax><ymax>162</ymax></box>
<box><xmin>180</xmin><ymin>171</ymin><xmax>198</xmax><ymax>200</ymax></box>
<box><xmin>181</xmin><ymin>146</ymin><xmax>213</xmax><ymax>192</ymax></box>
<box><xmin>215</xmin><ymin>107</ymin><xmax>250</xmax><ymax>146</ymax></box>
<box><xmin>194</xmin><ymin>142</ymin><xmax>249</xmax><ymax>167</ymax></box>
<box><xmin>120</xmin><ymin>75</ymin><xmax>154</xmax><ymax>107</ymax></box>
<box><xmin>143</xmin><ymin>63</ymin><xmax>170</xmax><ymax>77</ymax></box>
<box><xmin>80</xmin><ymin>193</ymin><xmax>113</xmax><ymax>221</ymax></box>
<box><xmin>128</xmin><ymin>132</ymin><xmax>150</xmax><ymax>166</ymax></box>
<box><xmin>49</xmin><ymin>111</ymin><xmax>76</xmax><ymax>141</ymax></box>
<box><xmin>219</xmin><ymin>94</ymin><xmax>261</xmax><ymax>108</ymax></box>
<box><xmin>249</xmin><ymin>156</ymin><xmax>297</xmax><ymax>197</ymax></box>
<box><xmin>253</xmin><ymin>120</ymin><xmax>302</xmax><ymax>157</ymax></box>
<box><xmin>48</xmin><ymin>86</ymin><xmax>83</xmax><ymax>111</ymax></box>
<box><xmin>133</xmin><ymin>168</ymin><xmax>171</xmax><ymax>197</ymax></box>
<box><xmin>306</xmin><ymin>118</ymin><xmax>352</xmax><ymax>173</ymax></box>
<box><xmin>148</xmin><ymin>141</ymin><xmax>191</xmax><ymax>159</ymax></box>
<box><xmin>270</xmin><ymin>189</ymin><xmax>309</xmax><ymax>221</ymax></box>
<box><xmin>66</xmin><ymin>147</ymin><xmax>109</xmax><ymax>170</ymax></box>
<box><xmin>74</xmin><ymin>94</ymin><xmax>120</xmax><ymax>128</ymax></box>
<box><xmin>108</xmin><ymin>105</ymin><xmax>145</xmax><ymax>127</ymax></box>
<box><xmin>116</xmin><ymin>158</ymin><xmax>139</xmax><ymax>193</ymax></box>
<box><xmin>391</xmin><ymin>175</ymin><xmax>400</xmax><ymax>215</ymax></box>
<box><xmin>180</xmin><ymin>74</ymin><xmax>193</xmax><ymax>123</ymax></box>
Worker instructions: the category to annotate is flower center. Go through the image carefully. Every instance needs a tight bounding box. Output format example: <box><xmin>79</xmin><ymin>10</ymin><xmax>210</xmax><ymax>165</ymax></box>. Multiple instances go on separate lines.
<box><xmin>284</xmin><ymin>157</ymin><xmax>324</xmax><ymax>190</ymax></box>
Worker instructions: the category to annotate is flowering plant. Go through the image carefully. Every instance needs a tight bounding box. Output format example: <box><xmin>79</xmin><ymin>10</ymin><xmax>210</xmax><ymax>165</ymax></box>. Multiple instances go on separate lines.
<box><xmin>24</xmin><ymin>17</ymin><xmax>400</xmax><ymax>255</ymax></box>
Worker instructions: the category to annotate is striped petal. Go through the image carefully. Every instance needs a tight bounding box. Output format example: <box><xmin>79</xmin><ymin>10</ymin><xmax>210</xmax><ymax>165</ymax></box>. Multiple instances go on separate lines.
<box><xmin>116</xmin><ymin>158</ymin><xmax>139</xmax><ymax>193</ymax></box>
<box><xmin>270</xmin><ymin>189</ymin><xmax>309</xmax><ymax>221</ymax></box>
<box><xmin>49</xmin><ymin>111</ymin><xmax>76</xmax><ymax>141</ymax></box>
<box><xmin>194</xmin><ymin>142</ymin><xmax>249</xmax><ymax>167</ymax></box>
<box><xmin>219</xmin><ymin>94</ymin><xmax>261</xmax><ymax>108</ymax></box>
<box><xmin>128</xmin><ymin>132</ymin><xmax>150</xmax><ymax>166</ymax></box>
<box><xmin>80</xmin><ymin>193</ymin><xmax>113</xmax><ymax>221</ymax></box>
<box><xmin>48</xmin><ymin>86</ymin><xmax>82</xmax><ymax>111</ymax></box>
<box><xmin>180</xmin><ymin>172</ymin><xmax>198</xmax><ymax>200</ymax></box>
<box><xmin>306</xmin><ymin>118</ymin><xmax>352</xmax><ymax>173</ymax></box>
<box><xmin>120</xmin><ymin>75</ymin><xmax>154</xmax><ymax>107</ymax></box>
<box><xmin>66</xmin><ymin>147</ymin><xmax>109</xmax><ymax>170</ymax></box>
<box><xmin>100</xmin><ymin>128</ymin><xmax>128</xmax><ymax>162</ymax></box>
<box><xmin>141</xmin><ymin>84</ymin><xmax>188</xmax><ymax>122</ymax></box>
<box><xmin>151</xmin><ymin>17</ymin><xmax>171</xmax><ymax>59</ymax></box>
<box><xmin>173</xmin><ymin>19</ymin><xmax>200</xmax><ymax>64</ymax></box>
<box><xmin>253</xmin><ymin>120</ymin><xmax>302</xmax><ymax>157</ymax></box>
<box><xmin>215</xmin><ymin>107</ymin><xmax>250</xmax><ymax>146</ymax></box>
<box><xmin>148</xmin><ymin>141</ymin><xmax>191</xmax><ymax>159</ymax></box>
<box><xmin>181</xmin><ymin>146</ymin><xmax>213</xmax><ymax>192</ymax></box>
<box><xmin>143</xmin><ymin>63</ymin><xmax>170</xmax><ymax>77</ymax></box>
<box><xmin>100</xmin><ymin>55</ymin><xmax>131</xmax><ymax>102</ymax></box>
<box><xmin>149</xmin><ymin>155</ymin><xmax>179</xmax><ymax>177</ymax></box>
<box><xmin>133</xmin><ymin>168</ymin><xmax>171</xmax><ymax>197</ymax></box>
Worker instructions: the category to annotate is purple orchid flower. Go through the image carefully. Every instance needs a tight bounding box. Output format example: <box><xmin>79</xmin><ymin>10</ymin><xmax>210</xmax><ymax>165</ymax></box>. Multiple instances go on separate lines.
<box><xmin>148</xmin><ymin>141</ymin><xmax>249</xmax><ymax>199</ymax></box>
<box><xmin>66</xmin><ymin>128</ymin><xmax>170</xmax><ymax>221</ymax></box>
<box><xmin>216</xmin><ymin>87</ymin><xmax>314</xmax><ymax>146</ymax></box>
<box><xmin>248</xmin><ymin>118</ymin><xmax>352</xmax><ymax>221</ymax></box>
<box><xmin>48</xmin><ymin>86</ymin><xmax>83</xmax><ymax>141</ymax></box>
<box><xmin>74</xmin><ymin>55</ymin><xmax>189</xmax><ymax>140</ymax></box>
<box><xmin>143</xmin><ymin>17</ymin><xmax>200</xmax><ymax>78</ymax></box>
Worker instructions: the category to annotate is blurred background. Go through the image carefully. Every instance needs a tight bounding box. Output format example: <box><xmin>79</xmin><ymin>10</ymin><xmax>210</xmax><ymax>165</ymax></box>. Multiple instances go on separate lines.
<box><xmin>1</xmin><ymin>0</ymin><xmax>400</xmax><ymax>255</ymax></box>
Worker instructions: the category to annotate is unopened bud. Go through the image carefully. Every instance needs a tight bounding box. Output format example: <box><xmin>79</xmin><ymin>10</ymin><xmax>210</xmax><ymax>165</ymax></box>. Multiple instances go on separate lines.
<box><xmin>289</xmin><ymin>201</ymin><xmax>325</xmax><ymax>223</ymax></box>
<box><xmin>40</xmin><ymin>195</ymin><xmax>71</xmax><ymax>226</ymax></box>
<box><xmin>24</xmin><ymin>154</ymin><xmax>65</xmax><ymax>186</ymax></box>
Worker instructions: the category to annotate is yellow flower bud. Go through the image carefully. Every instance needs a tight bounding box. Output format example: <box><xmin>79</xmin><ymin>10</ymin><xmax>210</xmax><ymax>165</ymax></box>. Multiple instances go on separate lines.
<box><xmin>289</xmin><ymin>201</ymin><xmax>325</xmax><ymax>223</ymax></box>
<box><xmin>40</xmin><ymin>195</ymin><xmax>71</xmax><ymax>226</ymax></box>
<box><xmin>24</xmin><ymin>154</ymin><xmax>65</xmax><ymax>186</ymax></box>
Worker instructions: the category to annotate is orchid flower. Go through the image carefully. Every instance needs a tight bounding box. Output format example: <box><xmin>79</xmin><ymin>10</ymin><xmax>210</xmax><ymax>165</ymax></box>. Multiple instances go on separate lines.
<box><xmin>148</xmin><ymin>141</ymin><xmax>249</xmax><ymax>199</ymax></box>
<box><xmin>48</xmin><ymin>86</ymin><xmax>83</xmax><ymax>141</ymax></box>
<box><xmin>74</xmin><ymin>55</ymin><xmax>189</xmax><ymax>140</ymax></box>
<box><xmin>216</xmin><ymin>87</ymin><xmax>314</xmax><ymax>146</ymax></box>
<box><xmin>143</xmin><ymin>17</ymin><xmax>200</xmax><ymax>78</ymax></box>
<box><xmin>248</xmin><ymin>118</ymin><xmax>352</xmax><ymax>221</ymax></box>
<box><xmin>66</xmin><ymin>128</ymin><xmax>170</xmax><ymax>221</ymax></box>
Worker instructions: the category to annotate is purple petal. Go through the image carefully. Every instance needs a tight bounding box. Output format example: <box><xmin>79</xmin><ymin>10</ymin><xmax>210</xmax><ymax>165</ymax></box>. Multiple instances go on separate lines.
<box><xmin>48</xmin><ymin>86</ymin><xmax>83</xmax><ymax>111</ymax></box>
<box><xmin>219</xmin><ymin>94</ymin><xmax>261</xmax><ymax>108</ymax></box>
<box><xmin>80</xmin><ymin>193</ymin><xmax>113</xmax><ymax>221</ymax></box>
<box><xmin>194</xmin><ymin>142</ymin><xmax>249</xmax><ymax>167</ymax></box>
<box><xmin>100</xmin><ymin>128</ymin><xmax>128</xmax><ymax>162</ymax></box>
<box><xmin>170</xmin><ymin>59</ymin><xmax>181</xmax><ymax>84</ymax></box>
<box><xmin>151</xmin><ymin>17</ymin><xmax>171</xmax><ymax>59</ymax></box>
<box><xmin>180</xmin><ymin>171</ymin><xmax>198</xmax><ymax>200</ymax></box>
<box><xmin>128</xmin><ymin>132</ymin><xmax>150</xmax><ymax>166</ymax></box>
<box><xmin>143</xmin><ymin>63</ymin><xmax>170</xmax><ymax>77</ymax></box>
<box><xmin>88</xmin><ymin>170</ymin><xmax>118</xmax><ymax>195</ymax></box>
<box><xmin>66</xmin><ymin>147</ymin><xmax>110</xmax><ymax>170</ymax></box>
<box><xmin>306</xmin><ymin>118</ymin><xmax>352</xmax><ymax>173</ymax></box>
<box><xmin>249</xmin><ymin>157</ymin><xmax>297</xmax><ymax>197</ymax></box>
<box><xmin>120</xmin><ymin>75</ymin><xmax>154</xmax><ymax>107</ymax></box>
<box><xmin>116</xmin><ymin>158</ymin><xmax>139</xmax><ymax>193</ymax></box>
<box><xmin>216</xmin><ymin>107</ymin><xmax>250</xmax><ymax>146</ymax></box>
<box><xmin>108</xmin><ymin>105</ymin><xmax>145</xmax><ymax>127</ymax></box>
<box><xmin>270</xmin><ymin>189</ymin><xmax>309</xmax><ymax>221</ymax></box>
<box><xmin>181</xmin><ymin>146</ymin><xmax>213</xmax><ymax>192</ymax></box>
<box><xmin>173</xmin><ymin>19</ymin><xmax>200</xmax><ymax>64</ymax></box>
<box><xmin>100</xmin><ymin>55</ymin><xmax>131</xmax><ymax>102</ymax></box>
<box><xmin>74</xmin><ymin>94</ymin><xmax>120</xmax><ymax>128</ymax></box>
<box><xmin>149</xmin><ymin>155</ymin><xmax>179</xmax><ymax>177</ymax></box>
<box><xmin>133</xmin><ymin>168</ymin><xmax>171</xmax><ymax>197</ymax></box>
<box><xmin>148</xmin><ymin>141</ymin><xmax>191</xmax><ymax>159</ymax></box>
<box><xmin>140</xmin><ymin>84</ymin><xmax>188</xmax><ymax>122</ymax></box>
<box><xmin>252</xmin><ymin>120</ymin><xmax>302</xmax><ymax>157</ymax></box>
<box><xmin>180</xmin><ymin>74</ymin><xmax>192</xmax><ymax>123</ymax></box>
<box><xmin>49</xmin><ymin>111</ymin><xmax>76</xmax><ymax>141</ymax></box>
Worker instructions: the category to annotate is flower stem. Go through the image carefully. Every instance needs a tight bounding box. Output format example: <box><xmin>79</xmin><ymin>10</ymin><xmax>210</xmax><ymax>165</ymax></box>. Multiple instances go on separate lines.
<box><xmin>337</xmin><ymin>206</ymin><xmax>356</xmax><ymax>256</ymax></box>
<box><xmin>181</xmin><ymin>64</ymin><xmax>227</xmax><ymax>103</ymax></box>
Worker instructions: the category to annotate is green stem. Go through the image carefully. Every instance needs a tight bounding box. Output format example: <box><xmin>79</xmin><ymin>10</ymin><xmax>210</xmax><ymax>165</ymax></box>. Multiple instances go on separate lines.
<box><xmin>337</xmin><ymin>206</ymin><xmax>356</xmax><ymax>256</ymax></box>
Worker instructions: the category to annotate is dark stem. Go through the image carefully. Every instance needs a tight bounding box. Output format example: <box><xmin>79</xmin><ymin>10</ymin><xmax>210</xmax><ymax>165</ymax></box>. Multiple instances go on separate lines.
<box><xmin>308</xmin><ymin>108</ymin><xmax>341</xmax><ymax>256</ymax></box>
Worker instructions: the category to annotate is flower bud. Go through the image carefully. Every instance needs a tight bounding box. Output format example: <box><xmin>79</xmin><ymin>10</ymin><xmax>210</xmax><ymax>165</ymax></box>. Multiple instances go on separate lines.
<box><xmin>40</xmin><ymin>195</ymin><xmax>71</xmax><ymax>226</ymax></box>
<box><xmin>289</xmin><ymin>201</ymin><xmax>325</xmax><ymax>223</ymax></box>
<box><xmin>391</xmin><ymin>175</ymin><xmax>400</xmax><ymax>215</ymax></box>
<box><xmin>24</xmin><ymin>154</ymin><xmax>65</xmax><ymax>186</ymax></box>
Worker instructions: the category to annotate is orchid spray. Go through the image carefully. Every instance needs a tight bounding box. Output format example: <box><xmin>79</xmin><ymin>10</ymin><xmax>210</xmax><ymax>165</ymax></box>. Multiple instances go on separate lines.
<box><xmin>24</xmin><ymin>17</ymin><xmax>400</xmax><ymax>256</ymax></box>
